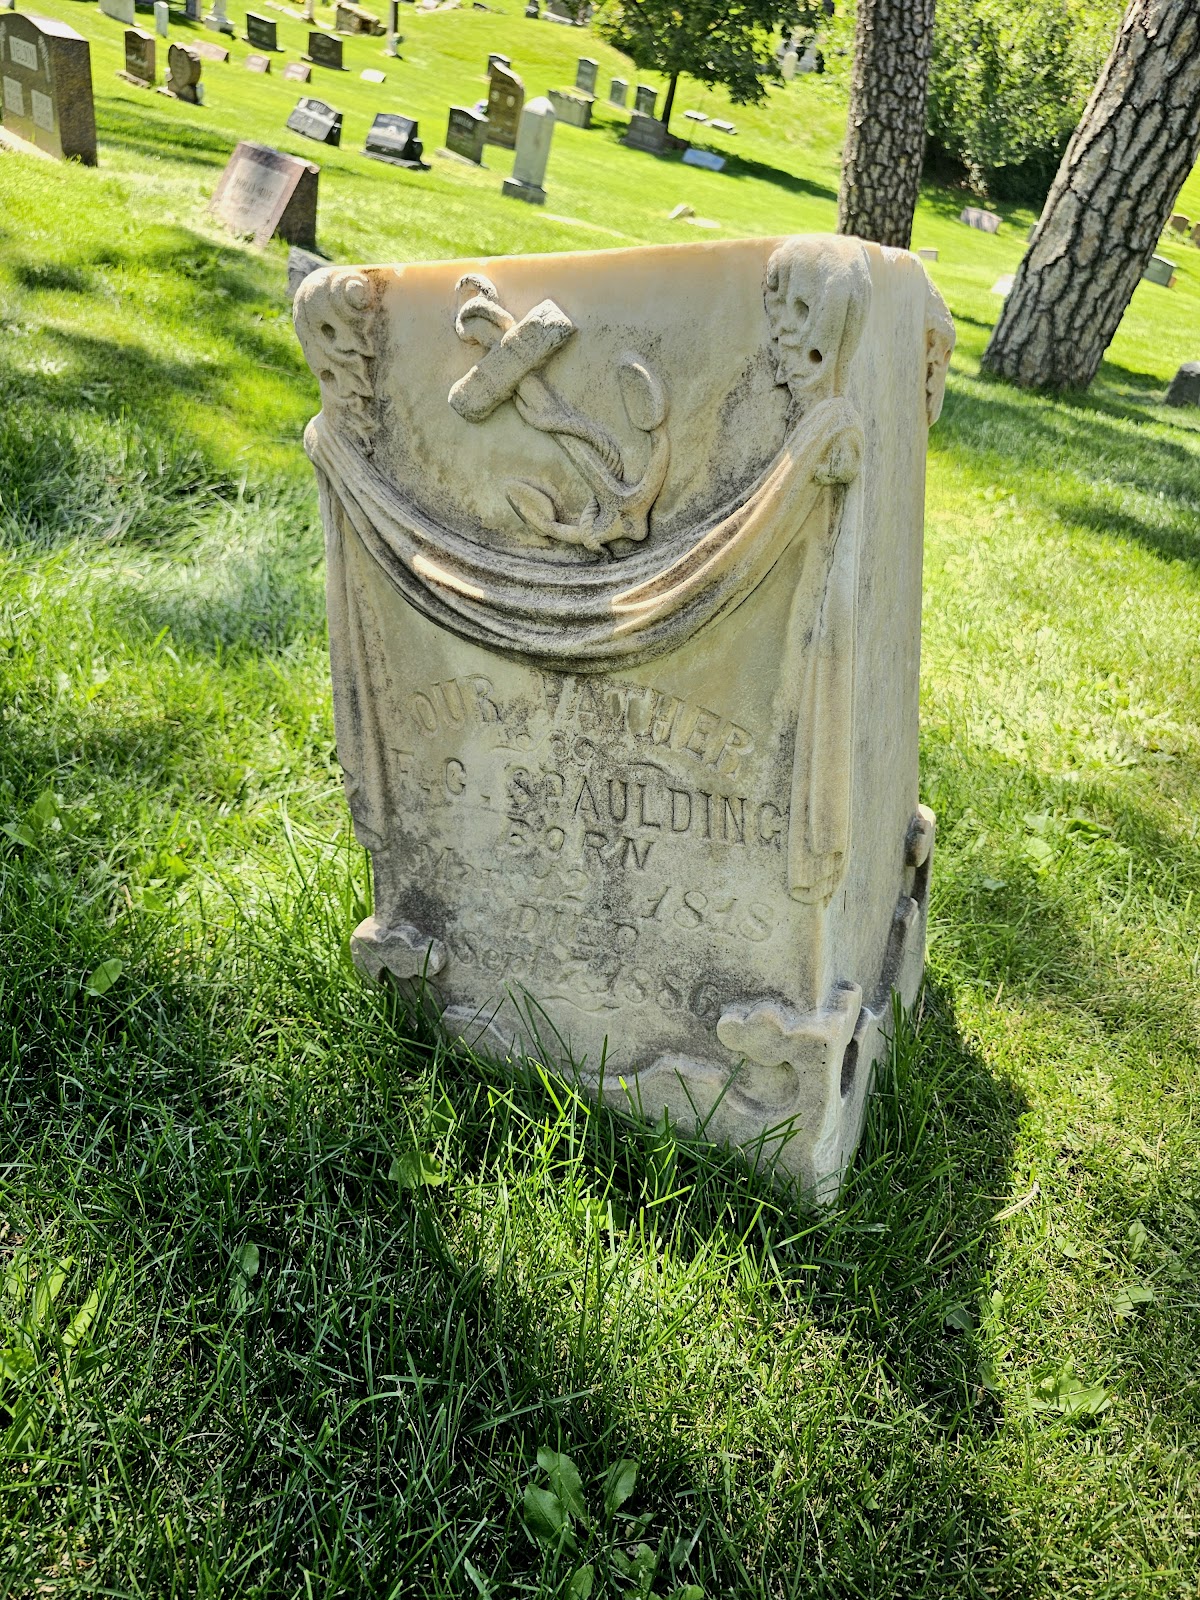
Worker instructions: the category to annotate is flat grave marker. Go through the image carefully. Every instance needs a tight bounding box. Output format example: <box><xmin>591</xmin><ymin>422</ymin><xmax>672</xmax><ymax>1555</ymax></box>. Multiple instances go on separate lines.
<box><xmin>683</xmin><ymin>147</ymin><xmax>725</xmax><ymax>171</ymax></box>
<box><xmin>245</xmin><ymin>52</ymin><xmax>271</xmax><ymax>72</ymax></box>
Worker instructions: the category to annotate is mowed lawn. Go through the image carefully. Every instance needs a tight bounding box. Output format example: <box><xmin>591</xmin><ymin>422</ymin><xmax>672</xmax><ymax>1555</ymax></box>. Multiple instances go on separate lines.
<box><xmin>1</xmin><ymin>2</ymin><xmax>1199</xmax><ymax>1595</ymax></box>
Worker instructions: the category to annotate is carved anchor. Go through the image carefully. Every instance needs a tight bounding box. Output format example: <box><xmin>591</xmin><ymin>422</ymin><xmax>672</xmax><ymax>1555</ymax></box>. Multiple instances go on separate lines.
<box><xmin>447</xmin><ymin>274</ymin><xmax>669</xmax><ymax>555</ymax></box>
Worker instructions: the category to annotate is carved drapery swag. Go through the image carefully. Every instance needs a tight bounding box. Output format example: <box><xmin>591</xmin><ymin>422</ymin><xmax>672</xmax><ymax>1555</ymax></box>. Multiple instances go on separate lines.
<box><xmin>299</xmin><ymin>237</ymin><xmax>893</xmax><ymax>905</ymax></box>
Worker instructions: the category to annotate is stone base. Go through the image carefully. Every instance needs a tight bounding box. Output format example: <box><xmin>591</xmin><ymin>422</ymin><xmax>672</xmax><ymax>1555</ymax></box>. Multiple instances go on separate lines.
<box><xmin>116</xmin><ymin>70</ymin><xmax>155</xmax><ymax>87</ymax></box>
<box><xmin>158</xmin><ymin>84</ymin><xmax>200</xmax><ymax>103</ymax></box>
<box><xmin>363</xmin><ymin>150</ymin><xmax>430</xmax><ymax>170</ymax></box>
<box><xmin>502</xmin><ymin>176</ymin><xmax>546</xmax><ymax>204</ymax></box>
<box><xmin>0</xmin><ymin>124</ymin><xmax>55</xmax><ymax>161</ymax></box>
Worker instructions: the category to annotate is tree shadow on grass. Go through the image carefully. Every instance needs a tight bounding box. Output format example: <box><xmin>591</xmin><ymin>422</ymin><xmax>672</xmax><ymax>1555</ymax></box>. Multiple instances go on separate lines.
<box><xmin>96</xmin><ymin>101</ymin><xmax>236</xmax><ymax>168</ymax></box>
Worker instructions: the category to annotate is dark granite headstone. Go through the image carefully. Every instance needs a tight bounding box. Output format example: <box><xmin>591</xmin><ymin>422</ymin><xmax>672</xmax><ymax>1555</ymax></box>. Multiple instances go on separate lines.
<box><xmin>1166</xmin><ymin>362</ymin><xmax>1200</xmax><ymax>407</ymax></box>
<box><xmin>444</xmin><ymin>103</ymin><xmax>485</xmax><ymax>162</ymax></box>
<box><xmin>245</xmin><ymin>52</ymin><xmax>271</xmax><ymax>72</ymax></box>
<box><xmin>163</xmin><ymin>40</ymin><xmax>202</xmax><ymax>99</ymax></box>
<box><xmin>284</xmin><ymin>61</ymin><xmax>311</xmax><ymax>81</ymax></box>
<box><xmin>524</xmin><ymin>0</ymin><xmax>539</xmax><ymax>15</ymax></box>
<box><xmin>362</xmin><ymin>110</ymin><xmax>428</xmax><ymax>168</ymax></box>
<box><xmin>119</xmin><ymin>27</ymin><xmax>156</xmax><ymax>86</ymax></box>
<box><xmin>287</xmin><ymin>94</ymin><xmax>342</xmax><ymax>145</ymax></box>
<box><xmin>184</xmin><ymin>0</ymin><xmax>201</xmax><ymax>20</ymax></box>
<box><xmin>0</xmin><ymin>12</ymin><xmax>97</xmax><ymax>164</ymax></box>
<box><xmin>484</xmin><ymin>61</ymin><xmax>522</xmax><ymax>149</ymax></box>
<box><xmin>209</xmin><ymin>139</ymin><xmax>318</xmax><ymax>246</ymax></box>
<box><xmin>634</xmin><ymin>83</ymin><xmax>656</xmax><ymax>116</ymax></box>
<box><xmin>245</xmin><ymin>11</ymin><xmax>278</xmax><ymax>49</ymax></box>
<box><xmin>305</xmin><ymin>29</ymin><xmax>343</xmax><ymax>68</ymax></box>
<box><xmin>574</xmin><ymin>55</ymin><xmax>596</xmax><ymax>94</ymax></box>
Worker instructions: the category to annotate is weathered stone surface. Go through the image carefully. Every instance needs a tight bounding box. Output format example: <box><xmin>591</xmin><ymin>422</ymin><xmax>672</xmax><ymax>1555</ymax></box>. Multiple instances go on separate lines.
<box><xmin>547</xmin><ymin>87</ymin><xmax>591</xmax><ymax>129</ymax></box>
<box><xmin>0</xmin><ymin>12</ymin><xmax>97</xmax><ymax>164</ymax></box>
<box><xmin>100</xmin><ymin>0</ymin><xmax>137</xmax><ymax>24</ymax></box>
<box><xmin>608</xmin><ymin>76</ymin><xmax>626</xmax><ymax>107</ymax></box>
<box><xmin>1142</xmin><ymin>254</ymin><xmax>1175</xmax><ymax>287</ymax></box>
<box><xmin>245</xmin><ymin>52</ymin><xmax>271</xmax><ymax>72</ymax></box>
<box><xmin>1168</xmin><ymin>212</ymin><xmax>1190</xmax><ymax>233</ymax></box>
<box><xmin>162</xmin><ymin>39</ymin><xmax>202</xmax><ymax>99</ymax></box>
<box><xmin>959</xmin><ymin>206</ymin><xmax>1000</xmax><ymax>233</ymax></box>
<box><xmin>622</xmin><ymin>109</ymin><xmax>665</xmax><ymax>153</ymax></box>
<box><xmin>1165</xmin><ymin>361</ymin><xmax>1200</xmax><ymax>406</ymax></box>
<box><xmin>334</xmin><ymin>1</ymin><xmax>383</xmax><ymax>33</ymax></box>
<box><xmin>484</xmin><ymin>60</ymin><xmax>522</xmax><ymax>148</ymax></box>
<box><xmin>574</xmin><ymin>55</ymin><xmax>596</xmax><ymax>94</ymax></box>
<box><xmin>288</xmin><ymin>243</ymin><xmax>327</xmax><ymax>298</ymax></box>
<box><xmin>294</xmin><ymin>235</ymin><xmax>953</xmax><ymax>1199</ymax></box>
<box><xmin>209</xmin><ymin>139</ymin><xmax>318</xmax><ymax>246</ymax></box>
<box><xmin>119</xmin><ymin>26</ymin><xmax>156</xmax><ymax>86</ymax></box>
<box><xmin>502</xmin><ymin>92</ymin><xmax>552</xmax><ymax>202</ymax></box>
<box><xmin>633</xmin><ymin>82</ymin><xmax>655</xmax><ymax>115</ymax></box>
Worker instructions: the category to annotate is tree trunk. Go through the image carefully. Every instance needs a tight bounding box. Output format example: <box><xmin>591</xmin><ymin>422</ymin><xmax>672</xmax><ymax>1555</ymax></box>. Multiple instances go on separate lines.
<box><xmin>661</xmin><ymin>70</ymin><xmax>678</xmax><ymax>132</ymax></box>
<box><xmin>984</xmin><ymin>0</ymin><xmax>1200</xmax><ymax>391</ymax></box>
<box><xmin>837</xmin><ymin>0</ymin><xmax>936</xmax><ymax>248</ymax></box>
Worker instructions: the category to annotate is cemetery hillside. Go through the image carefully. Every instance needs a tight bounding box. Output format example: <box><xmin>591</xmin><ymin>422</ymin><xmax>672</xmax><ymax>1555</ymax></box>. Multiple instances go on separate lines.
<box><xmin>1</xmin><ymin>0</ymin><xmax>1200</xmax><ymax>1595</ymax></box>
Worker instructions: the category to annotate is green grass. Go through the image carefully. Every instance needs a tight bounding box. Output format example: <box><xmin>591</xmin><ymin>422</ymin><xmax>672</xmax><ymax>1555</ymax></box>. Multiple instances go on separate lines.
<box><xmin>2</xmin><ymin>2</ymin><xmax>1200</xmax><ymax>1595</ymax></box>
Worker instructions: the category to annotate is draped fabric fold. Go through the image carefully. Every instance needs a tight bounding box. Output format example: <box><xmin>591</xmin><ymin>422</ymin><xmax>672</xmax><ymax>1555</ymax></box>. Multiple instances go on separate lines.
<box><xmin>306</xmin><ymin>395</ymin><xmax>863</xmax><ymax>673</ymax></box>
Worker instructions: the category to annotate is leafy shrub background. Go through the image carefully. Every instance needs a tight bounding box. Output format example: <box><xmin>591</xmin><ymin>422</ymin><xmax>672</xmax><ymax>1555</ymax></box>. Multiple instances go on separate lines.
<box><xmin>925</xmin><ymin>0</ymin><xmax>1124</xmax><ymax>202</ymax></box>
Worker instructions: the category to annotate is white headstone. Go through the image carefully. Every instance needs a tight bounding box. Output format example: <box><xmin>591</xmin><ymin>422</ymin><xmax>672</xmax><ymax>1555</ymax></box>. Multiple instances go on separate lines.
<box><xmin>293</xmin><ymin>235</ymin><xmax>955</xmax><ymax>1200</ymax></box>
<box><xmin>100</xmin><ymin>0</ymin><xmax>137</xmax><ymax>25</ymax></box>
<box><xmin>154</xmin><ymin>1</ymin><xmax>169</xmax><ymax>35</ymax></box>
<box><xmin>502</xmin><ymin>93</ymin><xmax>554</xmax><ymax>204</ymax></box>
<box><xmin>781</xmin><ymin>48</ymin><xmax>798</xmax><ymax>80</ymax></box>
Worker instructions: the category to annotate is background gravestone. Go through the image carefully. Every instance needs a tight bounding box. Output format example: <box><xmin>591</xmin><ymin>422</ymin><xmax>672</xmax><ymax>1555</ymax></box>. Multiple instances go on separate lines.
<box><xmin>548</xmin><ymin>87</ymin><xmax>591</xmax><ymax>129</ymax></box>
<box><xmin>245</xmin><ymin>11</ymin><xmax>278</xmax><ymax>50</ymax></box>
<box><xmin>623</xmin><ymin>109</ymin><xmax>665</xmax><ymax>154</ymax></box>
<box><xmin>608</xmin><ymin>76</ymin><xmax>626</xmax><ymax>108</ymax></box>
<box><xmin>100</xmin><ymin>0</ymin><xmax>137</xmax><ymax>24</ymax></box>
<box><xmin>574</xmin><ymin>55</ymin><xmax>596</xmax><ymax>94</ymax></box>
<box><xmin>209</xmin><ymin>139</ymin><xmax>318</xmax><ymax>246</ymax></box>
<box><xmin>245</xmin><ymin>53</ymin><xmax>271</xmax><ymax>73</ymax></box>
<box><xmin>154</xmin><ymin>1</ymin><xmax>168</xmax><ymax>37</ymax></box>
<box><xmin>484</xmin><ymin>61</ymin><xmax>522</xmax><ymax>149</ymax></box>
<box><xmin>305</xmin><ymin>30</ymin><xmax>343</xmax><ymax>68</ymax></box>
<box><xmin>0</xmin><ymin>12</ymin><xmax>97</xmax><ymax>164</ymax></box>
<box><xmin>1166</xmin><ymin>362</ymin><xmax>1200</xmax><ymax>407</ymax></box>
<box><xmin>444</xmin><ymin>104</ymin><xmax>486</xmax><ymax>163</ymax></box>
<box><xmin>118</xmin><ymin>27</ymin><xmax>156</xmax><ymax>86</ymax></box>
<box><xmin>287</xmin><ymin>94</ymin><xmax>342</xmax><ymax>145</ymax></box>
<box><xmin>284</xmin><ymin>61</ymin><xmax>311</xmax><ymax>82</ymax></box>
<box><xmin>634</xmin><ymin>83</ymin><xmax>655</xmax><ymax>116</ymax></box>
<box><xmin>502</xmin><ymin>91</ymin><xmax>552</xmax><ymax>202</ymax></box>
<box><xmin>362</xmin><ymin>111</ymin><xmax>428</xmax><ymax>168</ymax></box>
<box><xmin>486</xmin><ymin>51</ymin><xmax>509</xmax><ymax>74</ymax></box>
<box><xmin>162</xmin><ymin>39</ymin><xmax>201</xmax><ymax>99</ymax></box>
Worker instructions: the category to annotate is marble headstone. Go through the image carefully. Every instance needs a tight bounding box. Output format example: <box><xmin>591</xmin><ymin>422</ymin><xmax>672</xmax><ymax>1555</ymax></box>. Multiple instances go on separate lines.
<box><xmin>501</xmin><ymin>92</ymin><xmax>552</xmax><ymax>203</ymax></box>
<box><xmin>295</xmin><ymin>236</ymin><xmax>954</xmax><ymax>1199</ymax></box>
<box><xmin>484</xmin><ymin>61</ymin><xmax>522</xmax><ymax>149</ymax></box>
<box><xmin>0</xmin><ymin>12</ymin><xmax>97</xmax><ymax>164</ymax></box>
<box><xmin>209</xmin><ymin>140</ymin><xmax>319</xmax><ymax>246</ymax></box>
<box><xmin>547</xmin><ymin>87</ymin><xmax>590</xmax><ymax>129</ymax></box>
<box><xmin>154</xmin><ymin>2</ymin><xmax>169</xmax><ymax>37</ymax></box>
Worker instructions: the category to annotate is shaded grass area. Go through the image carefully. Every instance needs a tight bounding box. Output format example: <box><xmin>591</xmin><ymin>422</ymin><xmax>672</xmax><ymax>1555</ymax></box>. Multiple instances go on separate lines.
<box><xmin>2</xmin><ymin>1</ymin><xmax>1200</xmax><ymax>1595</ymax></box>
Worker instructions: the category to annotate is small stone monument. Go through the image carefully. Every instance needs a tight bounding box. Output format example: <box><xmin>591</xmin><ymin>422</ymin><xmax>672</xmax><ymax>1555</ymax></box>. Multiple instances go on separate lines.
<box><xmin>305</xmin><ymin>30</ymin><xmax>344</xmax><ymax>68</ymax></box>
<box><xmin>162</xmin><ymin>40</ymin><xmax>202</xmax><ymax>99</ymax></box>
<box><xmin>548</xmin><ymin>87</ymin><xmax>591</xmax><ymax>129</ymax></box>
<box><xmin>154</xmin><ymin>2</ymin><xmax>169</xmax><ymax>37</ymax></box>
<box><xmin>0</xmin><ymin>12</ymin><xmax>97</xmax><ymax>164</ymax></box>
<box><xmin>287</xmin><ymin>94</ymin><xmax>342</xmax><ymax>144</ymax></box>
<box><xmin>204</xmin><ymin>0</ymin><xmax>233</xmax><ymax>33</ymax></box>
<box><xmin>118</xmin><ymin>27</ymin><xmax>156</xmax><ymax>86</ymax></box>
<box><xmin>959</xmin><ymin>206</ymin><xmax>1001</xmax><ymax>234</ymax></box>
<box><xmin>502</xmin><ymin>92</ymin><xmax>553</xmax><ymax>202</ymax></box>
<box><xmin>246</xmin><ymin>53</ymin><xmax>271</xmax><ymax>73</ymax></box>
<box><xmin>209</xmin><ymin>140</ymin><xmax>318</xmax><ymax>246</ymax></box>
<box><xmin>444</xmin><ymin>104</ymin><xmax>487</xmax><ymax>163</ymax></box>
<box><xmin>780</xmin><ymin>48</ymin><xmax>798</xmax><ymax>80</ymax></box>
<box><xmin>1166</xmin><ymin>361</ymin><xmax>1200</xmax><ymax>407</ymax></box>
<box><xmin>623</xmin><ymin>109</ymin><xmax>666</xmax><ymax>154</ymax></box>
<box><xmin>1142</xmin><ymin>254</ymin><xmax>1176</xmax><ymax>287</ymax></box>
<box><xmin>100</xmin><ymin>0</ymin><xmax>137</xmax><ymax>25</ymax></box>
<box><xmin>1168</xmin><ymin>212</ymin><xmax>1190</xmax><ymax>234</ymax></box>
<box><xmin>284</xmin><ymin>60</ymin><xmax>312</xmax><ymax>82</ymax></box>
<box><xmin>633</xmin><ymin>83</ymin><xmax>655</xmax><ymax>116</ymax></box>
<box><xmin>609</xmin><ymin>76</ymin><xmax>626</xmax><ymax>108</ymax></box>
<box><xmin>294</xmin><ymin>235</ymin><xmax>954</xmax><ymax>1199</ymax></box>
<box><xmin>574</xmin><ymin>55</ymin><xmax>596</xmax><ymax>94</ymax></box>
<box><xmin>484</xmin><ymin>61</ymin><xmax>523</xmax><ymax>150</ymax></box>
<box><xmin>362</xmin><ymin>111</ymin><xmax>428</xmax><ymax>168</ymax></box>
<box><xmin>335</xmin><ymin>1</ymin><xmax>384</xmax><ymax>34</ymax></box>
<box><xmin>245</xmin><ymin>11</ymin><xmax>279</xmax><ymax>49</ymax></box>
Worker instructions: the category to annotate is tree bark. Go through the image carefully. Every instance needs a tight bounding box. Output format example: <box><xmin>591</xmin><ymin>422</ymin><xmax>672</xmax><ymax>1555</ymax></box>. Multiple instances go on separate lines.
<box><xmin>837</xmin><ymin>0</ymin><xmax>936</xmax><ymax>249</ymax></box>
<box><xmin>983</xmin><ymin>0</ymin><xmax>1200</xmax><ymax>391</ymax></box>
<box><xmin>661</xmin><ymin>70</ymin><xmax>679</xmax><ymax>131</ymax></box>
